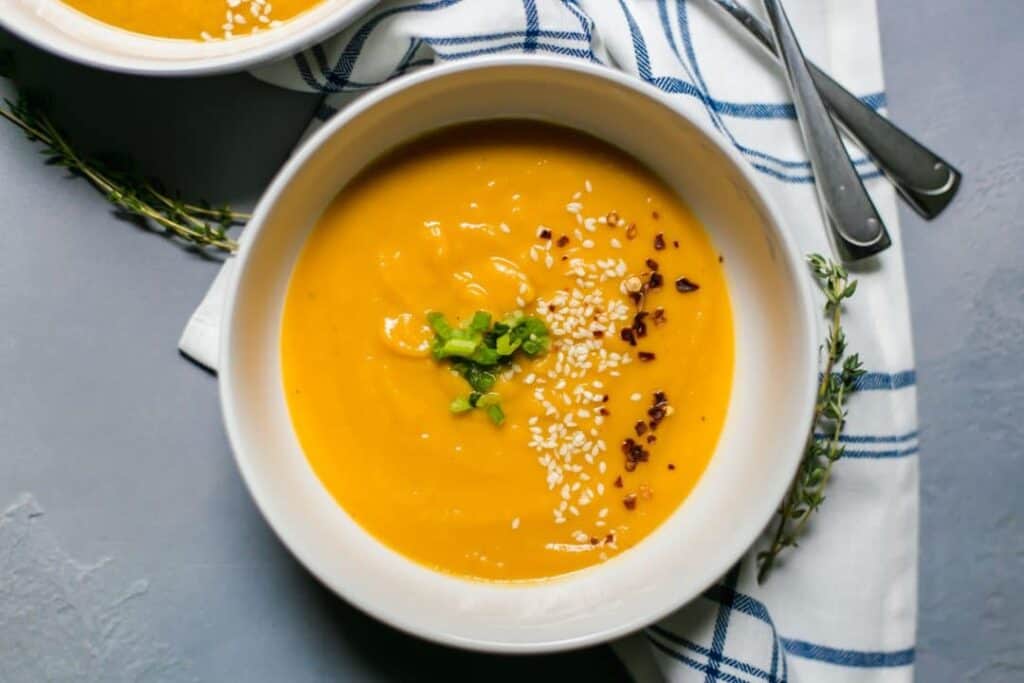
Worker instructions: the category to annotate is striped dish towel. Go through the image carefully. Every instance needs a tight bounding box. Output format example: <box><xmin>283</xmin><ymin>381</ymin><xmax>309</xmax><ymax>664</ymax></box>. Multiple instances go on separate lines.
<box><xmin>179</xmin><ymin>2</ymin><xmax>919</xmax><ymax>680</ymax></box>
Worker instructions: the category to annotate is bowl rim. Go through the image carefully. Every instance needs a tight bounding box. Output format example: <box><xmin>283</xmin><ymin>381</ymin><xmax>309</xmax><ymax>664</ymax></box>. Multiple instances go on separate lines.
<box><xmin>219</xmin><ymin>54</ymin><xmax>818</xmax><ymax>653</ymax></box>
<box><xmin>0</xmin><ymin>0</ymin><xmax>379</xmax><ymax>77</ymax></box>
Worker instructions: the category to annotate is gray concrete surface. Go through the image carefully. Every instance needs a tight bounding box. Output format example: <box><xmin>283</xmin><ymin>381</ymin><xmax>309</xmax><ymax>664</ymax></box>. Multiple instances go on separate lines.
<box><xmin>0</xmin><ymin>1</ymin><xmax>1021</xmax><ymax>680</ymax></box>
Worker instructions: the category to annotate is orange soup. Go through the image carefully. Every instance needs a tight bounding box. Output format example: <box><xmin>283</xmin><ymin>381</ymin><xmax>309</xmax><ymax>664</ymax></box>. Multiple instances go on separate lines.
<box><xmin>61</xmin><ymin>0</ymin><xmax>322</xmax><ymax>40</ymax></box>
<box><xmin>281</xmin><ymin>121</ymin><xmax>733</xmax><ymax>581</ymax></box>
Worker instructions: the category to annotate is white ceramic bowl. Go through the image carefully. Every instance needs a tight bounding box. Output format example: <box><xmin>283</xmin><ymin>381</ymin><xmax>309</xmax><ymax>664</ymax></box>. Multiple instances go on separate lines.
<box><xmin>0</xmin><ymin>0</ymin><xmax>377</xmax><ymax>76</ymax></box>
<box><xmin>220</xmin><ymin>56</ymin><xmax>817</xmax><ymax>653</ymax></box>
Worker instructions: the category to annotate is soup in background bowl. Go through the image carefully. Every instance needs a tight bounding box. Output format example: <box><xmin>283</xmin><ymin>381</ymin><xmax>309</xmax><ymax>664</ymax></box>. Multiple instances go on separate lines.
<box><xmin>0</xmin><ymin>0</ymin><xmax>377</xmax><ymax>76</ymax></box>
<box><xmin>220</xmin><ymin>56</ymin><xmax>817</xmax><ymax>652</ymax></box>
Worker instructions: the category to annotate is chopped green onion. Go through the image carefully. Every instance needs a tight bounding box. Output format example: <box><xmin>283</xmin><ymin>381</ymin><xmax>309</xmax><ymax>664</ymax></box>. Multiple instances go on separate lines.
<box><xmin>427</xmin><ymin>309</ymin><xmax>550</xmax><ymax>427</ymax></box>
<box><xmin>449</xmin><ymin>396</ymin><xmax>473</xmax><ymax>413</ymax></box>
<box><xmin>476</xmin><ymin>392</ymin><xmax>501</xmax><ymax>408</ymax></box>
<box><xmin>467</xmin><ymin>368</ymin><xmax>496</xmax><ymax>392</ymax></box>
<box><xmin>440</xmin><ymin>338</ymin><xmax>478</xmax><ymax>357</ymax></box>
<box><xmin>470</xmin><ymin>346</ymin><xmax>500</xmax><ymax>366</ymax></box>
<box><xmin>495</xmin><ymin>332</ymin><xmax>521</xmax><ymax>356</ymax></box>
<box><xmin>502</xmin><ymin>311</ymin><xmax>525</xmax><ymax>328</ymax></box>
<box><xmin>426</xmin><ymin>311</ymin><xmax>454</xmax><ymax>340</ymax></box>
<box><xmin>469</xmin><ymin>311</ymin><xmax>492</xmax><ymax>332</ymax></box>
<box><xmin>485</xmin><ymin>404</ymin><xmax>505</xmax><ymax>426</ymax></box>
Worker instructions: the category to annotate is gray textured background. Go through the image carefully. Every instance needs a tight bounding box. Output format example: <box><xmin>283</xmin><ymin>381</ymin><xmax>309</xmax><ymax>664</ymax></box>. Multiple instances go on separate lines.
<box><xmin>1</xmin><ymin>1</ymin><xmax>1021</xmax><ymax>680</ymax></box>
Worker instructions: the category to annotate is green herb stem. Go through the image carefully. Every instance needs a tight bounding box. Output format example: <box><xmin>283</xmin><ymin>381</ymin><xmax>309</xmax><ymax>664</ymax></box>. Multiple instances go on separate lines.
<box><xmin>756</xmin><ymin>254</ymin><xmax>865</xmax><ymax>584</ymax></box>
<box><xmin>1</xmin><ymin>77</ymin><xmax>245</xmax><ymax>253</ymax></box>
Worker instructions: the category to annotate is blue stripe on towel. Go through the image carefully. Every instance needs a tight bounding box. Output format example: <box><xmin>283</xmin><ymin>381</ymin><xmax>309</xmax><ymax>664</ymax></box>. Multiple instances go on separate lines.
<box><xmin>648</xmin><ymin>637</ymin><xmax>755</xmax><ymax>683</ymax></box>
<box><xmin>833</xmin><ymin>431</ymin><xmax>919</xmax><ymax>444</ymax></box>
<box><xmin>854</xmin><ymin>370</ymin><xmax>917</xmax><ymax>391</ymax></box>
<box><xmin>843</xmin><ymin>445</ymin><xmax>919</xmax><ymax>459</ymax></box>
<box><xmin>649</xmin><ymin>626</ymin><xmax>780</xmax><ymax>682</ymax></box>
<box><xmin>618</xmin><ymin>0</ymin><xmax>654</xmax><ymax>79</ymax></box>
<box><xmin>705</xmin><ymin>565</ymin><xmax>743</xmax><ymax>682</ymax></box>
<box><xmin>781</xmin><ymin>639</ymin><xmax>915</xmax><ymax>668</ymax></box>
<box><xmin>522</xmin><ymin>0</ymin><xmax>540</xmax><ymax>52</ymax></box>
<box><xmin>421</xmin><ymin>29</ymin><xmax>587</xmax><ymax>44</ymax></box>
<box><xmin>702</xmin><ymin>583</ymin><xmax>914</xmax><ymax>669</ymax></box>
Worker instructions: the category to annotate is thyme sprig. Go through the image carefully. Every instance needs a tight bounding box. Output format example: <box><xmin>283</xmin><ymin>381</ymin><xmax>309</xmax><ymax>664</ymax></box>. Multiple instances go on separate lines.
<box><xmin>0</xmin><ymin>63</ymin><xmax>246</xmax><ymax>252</ymax></box>
<box><xmin>756</xmin><ymin>254</ymin><xmax>865</xmax><ymax>583</ymax></box>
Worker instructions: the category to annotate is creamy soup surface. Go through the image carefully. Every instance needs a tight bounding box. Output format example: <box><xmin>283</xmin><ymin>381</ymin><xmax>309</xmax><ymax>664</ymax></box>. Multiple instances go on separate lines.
<box><xmin>281</xmin><ymin>121</ymin><xmax>734</xmax><ymax>581</ymax></box>
<box><xmin>61</xmin><ymin>0</ymin><xmax>322</xmax><ymax>39</ymax></box>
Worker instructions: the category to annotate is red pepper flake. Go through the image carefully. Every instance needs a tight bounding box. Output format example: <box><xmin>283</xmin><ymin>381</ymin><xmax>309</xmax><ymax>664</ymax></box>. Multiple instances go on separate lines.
<box><xmin>592</xmin><ymin>329</ymin><xmax>605</xmax><ymax>339</ymax></box>
<box><xmin>628</xmin><ymin>291</ymin><xmax>643</xmax><ymax>305</ymax></box>
<box><xmin>560</xmin><ymin>255</ymin><xmax>568</xmax><ymax>261</ymax></box>
<box><xmin>648</xmin><ymin>272</ymin><xmax>664</xmax><ymax>289</ymax></box>
<box><xmin>632</xmin><ymin>311</ymin><xmax>649</xmax><ymax>339</ymax></box>
<box><xmin>626</xmin><ymin>223</ymin><xmax>638</xmax><ymax>240</ymax></box>
<box><xmin>652</xmin><ymin>210</ymin><xmax>660</xmax><ymax>220</ymax></box>
<box><xmin>623</xmin><ymin>493</ymin><xmax>637</xmax><ymax>510</ymax></box>
<box><xmin>607</xmin><ymin>210</ymin><xmax>620</xmax><ymax>225</ymax></box>
<box><xmin>674</xmin><ymin>277</ymin><xmax>700</xmax><ymax>293</ymax></box>
<box><xmin>602</xmin><ymin>394</ymin><xmax>610</xmax><ymax>403</ymax></box>
<box><xmin>673</xmin><ymin>240</ymin><xmax>680</xmax><ymax>248</ymax></box>
<box><xmin>605</xmin><ymin>533</ymin><xmax>615</xmax><ymax>544</ymax></box>
<box><xmin>645</xmin><ymin>258</ymin><xmax>659</xmax><ymax>271</ymax></box>
<box><xmin>647</xmin><ymin>435</ymin><xmax>657</xmax><ymax>444</ymax></box>
<box><xmin>590</xmin><ymin>536</ymin><xmax>600</xmax><ymax>545</ymax></box>
<box><xmin>598</xmin><ymin>406</ymin><xmax>610</xmax><ymax>416</ymax></box>
<box><xmin>614</xmin><ymin>475</ymin><xmax>624</xmax><ymax>488</ymax></box>
<box><xmin>620</xmin><ymin>327</ymin><xmax>637</xmax><ymax>346</ymax></box>
<box><xmin>652</xmin><ymin>307</ymin><xmax>667</xmax><ymax>325</ymax></box>
<box><xmin>539</xmin><ymin>228</ymin><xmax>552</xmax><ymax>239</ymax></box>
<box><xmin>653</xmin><ymin>391</ymin><xmax>668</xmax><ymax>405</ymax></box>
<box><xmin>634</xmin><ymin>421</ymin><xmax>648</xmax><ymax>436</ymax></box>
<box><xmin>654</xmin><ymin>233</ymin><xmax>666</xmax><ymax>250</ymax></box>
<box><xmin>667</xmin><ymin>463</ymin><xmax>676</xmax><ymax>470</ymax></box>
<box><xmin>556</xmin><ymin>235</ymin><xmax>570</xmax><ymax>247</ymax></box>
<box><xmin>718</xmin><ymin>254</ymin><xmax>724</xmax><ymax>263</ymax></box>
<box><xmin>638</xmin><ymin>351</ymin><xmax>656</xmax><ymax>362</ymax></box>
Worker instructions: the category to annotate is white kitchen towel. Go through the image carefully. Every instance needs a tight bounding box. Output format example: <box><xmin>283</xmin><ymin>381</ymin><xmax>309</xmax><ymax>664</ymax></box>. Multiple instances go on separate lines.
<box><xmin>179</xmin><ymin>2</ymin><xmax>919</xmax><ymax>681</ymax></box>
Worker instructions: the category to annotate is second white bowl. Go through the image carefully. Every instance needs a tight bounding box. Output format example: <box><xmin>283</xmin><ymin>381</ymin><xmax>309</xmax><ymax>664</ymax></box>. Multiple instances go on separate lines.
<box><xmin>0</xmin><ymin>0</ymin><xmax>378</xmax><ymax>76</ymax></box>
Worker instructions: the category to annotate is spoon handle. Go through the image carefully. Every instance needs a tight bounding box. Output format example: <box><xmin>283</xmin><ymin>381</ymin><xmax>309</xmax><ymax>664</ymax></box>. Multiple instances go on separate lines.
<box><xmin>712</xmin><ymin>0</ymin><xmax>960</xmax><ymax>220</ymax></box>
<box><xmin>762</xmin><ymin>0</ymin><xmax>891</xmax><ymax>261</ymax></box>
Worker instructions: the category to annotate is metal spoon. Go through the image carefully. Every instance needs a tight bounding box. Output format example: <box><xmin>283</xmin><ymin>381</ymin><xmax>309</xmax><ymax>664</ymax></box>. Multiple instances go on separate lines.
<box><xmin>710</xmin><ymin>0</ymin><xmax>960</xmax><ymax>220</ymax></box>
<box><xmin>761</xmin><ymin>0</ymin><xmax>890</xmax><ymax>261</ymax></box>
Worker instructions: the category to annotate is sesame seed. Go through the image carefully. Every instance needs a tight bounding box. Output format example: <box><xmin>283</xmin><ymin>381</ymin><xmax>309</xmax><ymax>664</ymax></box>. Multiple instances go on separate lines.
<box><xmin>512</xmin><ymin>517</ymin><xmax>521</xmax><ymax>529</ymax></box>
<box><xmin>630</xmin><ymin>392</ymin><xmax>642</xmax><ymax>401</ymax></box>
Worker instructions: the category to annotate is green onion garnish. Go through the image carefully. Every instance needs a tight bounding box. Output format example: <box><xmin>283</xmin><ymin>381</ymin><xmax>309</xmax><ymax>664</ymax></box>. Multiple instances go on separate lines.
<box><xmin>485</xmin><ymin>404</ymin><xmax>505</xmax><ymax>426</ymax></box>
<box><xmin>427</xmin><ymin>309</ymin><xmax>550</xmax><ymax>426</ymax></box>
